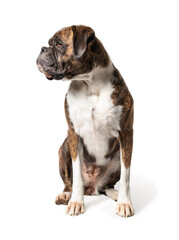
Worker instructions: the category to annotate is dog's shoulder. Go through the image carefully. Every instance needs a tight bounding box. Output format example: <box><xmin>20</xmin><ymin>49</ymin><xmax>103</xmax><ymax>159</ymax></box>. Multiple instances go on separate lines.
<box><xmin>110</xmin><ymin>68</ymin><xmax>134</xmax><ymax>131</ymax></box>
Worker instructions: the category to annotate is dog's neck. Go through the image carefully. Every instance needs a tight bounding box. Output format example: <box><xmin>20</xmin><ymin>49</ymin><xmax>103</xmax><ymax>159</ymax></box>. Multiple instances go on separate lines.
<box><xmin>68</xmin><ymin>60</ymin><xmax>115</xmax><ymax>96</ymax></box>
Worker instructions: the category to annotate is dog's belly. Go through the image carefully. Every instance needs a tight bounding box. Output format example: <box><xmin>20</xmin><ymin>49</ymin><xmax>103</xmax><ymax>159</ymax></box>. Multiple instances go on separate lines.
<box><xmin>82</xmin><ymin>152</ymin><xmax>120</xmax><ymax>195</ymax></box>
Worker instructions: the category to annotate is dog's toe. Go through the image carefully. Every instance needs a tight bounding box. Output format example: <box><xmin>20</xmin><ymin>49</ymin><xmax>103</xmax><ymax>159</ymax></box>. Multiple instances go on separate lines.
<box><xmin>115</xmin><ymin>203</ymin><xmax>134</xmax><ymax>217</ymax></box>
<box><xmin>66</xmin><ymin>201</ymin><xmax>85</xmax><ymax>216</ymax></box>
<box><xmin>55</xmin><ymin>192</ymin><xmax>71</xmax><ymax>205</ymax></box>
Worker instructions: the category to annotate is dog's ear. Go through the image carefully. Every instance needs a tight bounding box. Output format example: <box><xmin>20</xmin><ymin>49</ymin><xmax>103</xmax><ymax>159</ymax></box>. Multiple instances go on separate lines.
<box><xmin>72</xmin><ymin>25</ymin><xmax>95</xmax><ymax>59</ymax></box>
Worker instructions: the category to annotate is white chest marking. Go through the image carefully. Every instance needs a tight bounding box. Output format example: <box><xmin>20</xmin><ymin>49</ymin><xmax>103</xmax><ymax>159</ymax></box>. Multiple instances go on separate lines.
<box><xmin>67</xmin><ymin>68</ymin><xmax>123</xmax><ymax>166</ymax></box>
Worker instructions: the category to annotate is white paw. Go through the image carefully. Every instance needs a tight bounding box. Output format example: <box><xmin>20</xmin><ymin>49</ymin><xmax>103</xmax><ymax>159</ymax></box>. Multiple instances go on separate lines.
<box><xmin>66</xmin><ymin>201</ymin><xmax>85</xmax><ymax>216</ymax></box>
<box><xmin>115</xmin><ymin>202</ymin><xmax>134</xmax><ymax>217</ymax></box>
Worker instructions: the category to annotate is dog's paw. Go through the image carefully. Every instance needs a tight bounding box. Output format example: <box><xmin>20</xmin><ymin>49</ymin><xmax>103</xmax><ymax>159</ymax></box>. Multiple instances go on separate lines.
<box><xmin>55</xmin><ymin>192</ymin><xmax>71</xmax><ymax>205</ymax></box>
<box><xmin>66</xmin><ymin>201</ymin><xmax>85</xmax><ymax>216</ymax></box>
<box><xmin>115</xmin><ymin>203</ymin><xmax>134</xmax><ymax>217</ymax></box>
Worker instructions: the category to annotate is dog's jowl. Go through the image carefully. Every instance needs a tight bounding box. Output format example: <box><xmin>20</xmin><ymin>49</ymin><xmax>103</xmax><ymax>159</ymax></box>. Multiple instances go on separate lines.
<box><xmin>37</xmin><ymin>25</ymin><xmax>134</xmax><ymax>217</ymax></box>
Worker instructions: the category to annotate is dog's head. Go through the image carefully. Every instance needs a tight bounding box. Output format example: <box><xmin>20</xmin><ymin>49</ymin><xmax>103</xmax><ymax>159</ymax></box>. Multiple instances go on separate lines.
<box><xmin>36</xmin><ymin>25</ymin><xmax>109</xmax><ymax>80</ymax></box>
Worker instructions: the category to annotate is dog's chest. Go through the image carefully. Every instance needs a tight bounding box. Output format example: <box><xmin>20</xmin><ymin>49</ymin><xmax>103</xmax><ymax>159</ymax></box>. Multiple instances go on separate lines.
<box><xmin>67</xmin><ymin>81</ymin><xmax>122</xmax><ymax>165</ymax></box>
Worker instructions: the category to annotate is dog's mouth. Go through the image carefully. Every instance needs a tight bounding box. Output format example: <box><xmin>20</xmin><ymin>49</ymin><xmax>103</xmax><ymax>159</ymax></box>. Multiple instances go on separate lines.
<box><xmin>37</xmin><ymin>64</ymin><xmax>65</xmax><ymax>80</ymax></box>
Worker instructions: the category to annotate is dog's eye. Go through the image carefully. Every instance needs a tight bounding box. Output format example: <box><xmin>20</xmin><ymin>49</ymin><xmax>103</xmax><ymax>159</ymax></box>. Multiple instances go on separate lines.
<box><xmin>57</xmin><ymin>43</ymin><xmax>63</xmax><ymax>48</ymax></box>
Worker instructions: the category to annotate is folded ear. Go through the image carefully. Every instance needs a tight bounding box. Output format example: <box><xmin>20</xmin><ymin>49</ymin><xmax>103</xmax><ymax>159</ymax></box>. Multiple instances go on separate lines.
<box><xmin>72</xmin><ymin>25</ymin><xmax>95</xmax><ymax>59</ymax></box>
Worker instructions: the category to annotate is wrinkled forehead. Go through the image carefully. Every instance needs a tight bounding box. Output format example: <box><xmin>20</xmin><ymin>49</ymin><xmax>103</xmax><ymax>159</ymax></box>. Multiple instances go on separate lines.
<box><xmin>49</xmin><ymin>27</ymin><xmax>73</xmax><ymax>45</ymax></box>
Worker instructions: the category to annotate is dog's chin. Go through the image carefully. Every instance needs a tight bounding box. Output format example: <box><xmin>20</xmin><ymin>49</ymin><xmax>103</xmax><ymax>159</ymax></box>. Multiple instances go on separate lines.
<box><xmin>48</xmin><ymin>73</ymin><xmax>65</xmax><ymax>80</ymax></box>
<box><xmin>46</xmin><ymin>76</ymin><xmax>54</xmax><ymax>80</ymax></box>
<box><xmin>45</xmin><ymin>75</ymin><xmax>64</xmax><ymax>81</ymax></box>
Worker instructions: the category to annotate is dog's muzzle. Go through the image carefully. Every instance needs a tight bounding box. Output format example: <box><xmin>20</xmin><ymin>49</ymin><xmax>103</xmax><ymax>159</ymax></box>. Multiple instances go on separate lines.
<box><xmin>36</xmin><ymin>47</ymin><xmax>65</xmax><ymax>80</ymax></box>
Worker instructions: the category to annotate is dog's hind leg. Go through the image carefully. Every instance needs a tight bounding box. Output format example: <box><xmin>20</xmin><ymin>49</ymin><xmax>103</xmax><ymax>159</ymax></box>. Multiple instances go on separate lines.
<box><xmin>104</xmin><ymin>188</ymin><xmax>118</xmax><ymax>201</ymax></box>
<box><xmin>55</xmin><ymin>138</ymin><xmax>72</xmax><ymax>205</ymax></box>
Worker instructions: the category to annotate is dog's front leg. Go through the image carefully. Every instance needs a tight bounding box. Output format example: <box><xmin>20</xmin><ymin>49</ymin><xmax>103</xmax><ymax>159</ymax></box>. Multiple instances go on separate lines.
<box><xmin>66</xmin><ymin>130</ymin><xmax>84</xmax><ymax>216</ymax></box>
<box><xmin>116</xmin><ymin>129</ymin><xmax>134</xmax><ymax>217</ymax></box>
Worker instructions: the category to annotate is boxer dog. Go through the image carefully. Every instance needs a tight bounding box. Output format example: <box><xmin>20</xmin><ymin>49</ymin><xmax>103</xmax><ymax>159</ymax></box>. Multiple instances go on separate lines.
<box><xmin>36</xmin><ymin>25</ymin><xmax>134</xmax><ymax>217</ymax></box>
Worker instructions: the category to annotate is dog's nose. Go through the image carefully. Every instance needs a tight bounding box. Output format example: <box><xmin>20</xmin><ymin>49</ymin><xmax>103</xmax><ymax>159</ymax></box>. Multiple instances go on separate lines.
<box><xmin>41</xmin><ymin>47</ymin><xmax>48</xmax><ymax>53</ymax></box>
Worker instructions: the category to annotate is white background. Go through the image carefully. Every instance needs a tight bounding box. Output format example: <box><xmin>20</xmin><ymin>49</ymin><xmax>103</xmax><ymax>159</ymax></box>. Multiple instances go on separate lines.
<box><xmin>0</xmin><ymin>0</ymin><xmax>179</xmax><ymax>239</ymax></box>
